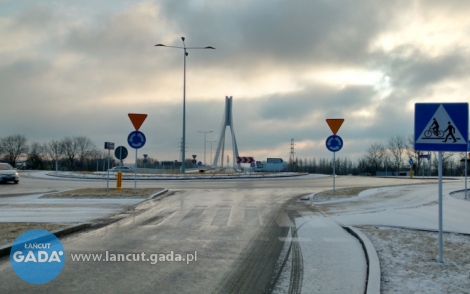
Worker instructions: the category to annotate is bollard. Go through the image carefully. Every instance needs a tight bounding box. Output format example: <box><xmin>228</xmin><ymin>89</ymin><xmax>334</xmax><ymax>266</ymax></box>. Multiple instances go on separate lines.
<box><xmin>116</xmin><ymin>171</ymin><xmax>122</xmax><ymax>190</ymax></box>
<box><xmin>410</xmin><ymin>170</ymin><xmax>413</xmax><ymax>178</ymax></box>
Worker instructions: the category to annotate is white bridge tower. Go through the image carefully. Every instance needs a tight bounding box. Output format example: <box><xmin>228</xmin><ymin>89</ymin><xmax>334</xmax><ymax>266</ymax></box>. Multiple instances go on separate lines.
<box><xmin>213</xmin><ymin>96</ymin><xmax>240</xmax><ymax>170</ymax></box>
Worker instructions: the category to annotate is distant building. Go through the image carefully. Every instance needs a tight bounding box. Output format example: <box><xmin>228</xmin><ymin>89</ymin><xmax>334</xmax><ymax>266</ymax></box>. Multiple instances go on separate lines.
<box><xmin>255</xmin><ymin>158</ymin><xmax>287</xmax><ymax>172</ymax></box>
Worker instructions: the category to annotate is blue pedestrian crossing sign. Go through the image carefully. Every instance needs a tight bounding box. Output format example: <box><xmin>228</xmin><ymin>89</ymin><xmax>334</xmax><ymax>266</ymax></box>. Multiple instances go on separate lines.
<box><xmin>127</xmin><ymin>131</ymin><xmax>146</xmax><ymax>149</ymax></box>
<box><xmin>415</xmin><ymin>103</ymin><xmax>468</xmax><ymax>152</ymax></box>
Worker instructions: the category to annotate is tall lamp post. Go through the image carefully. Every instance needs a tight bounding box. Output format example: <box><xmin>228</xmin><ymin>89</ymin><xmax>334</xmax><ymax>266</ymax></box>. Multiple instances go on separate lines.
<box><xmin>198</xmin><ymin>131</ymin><xmax>212</xmax><ymax>166</ymax></box>
<box><xmin>155</xmin><ymin>37</ymin><xmax>215</xmax><ymax>173</ymax></box>
<box><xmin>207</xmin><ymin>140</ymin><xmax>218</xmax><ymax>167</ymax></box>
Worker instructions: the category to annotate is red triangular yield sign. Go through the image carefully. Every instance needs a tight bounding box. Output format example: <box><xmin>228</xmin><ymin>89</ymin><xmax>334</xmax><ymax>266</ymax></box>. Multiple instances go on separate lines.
<box><xmin>326</xmin><ymin>119</ymin><xmax>344</xmax><ymax>135</ymax></box>
<box><xmin>128</xmin><ymin>113</ymin><xmax>147</xmax><ymax>131</ymax></box>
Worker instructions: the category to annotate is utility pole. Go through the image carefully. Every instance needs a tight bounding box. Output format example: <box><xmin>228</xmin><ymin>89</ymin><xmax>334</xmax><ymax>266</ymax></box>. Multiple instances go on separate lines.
<box><xmin>290</xmin><ymin>138</ymin><xmax>295</xmax><ymax>171</ymax></box>
<box><xmin>198</xmin><ymin>131</ymin><xmax>212</xmax><ymax>165</ymax></box>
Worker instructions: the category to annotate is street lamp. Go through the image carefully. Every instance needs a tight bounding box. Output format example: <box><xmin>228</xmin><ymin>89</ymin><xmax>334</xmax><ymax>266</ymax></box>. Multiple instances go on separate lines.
<box><xmin>198</xmin><ymin>131</ymin><xmax>212</xmax><ymax>166</ymax></box>
<box><xmin>155</xmin><ymin>37</ymin><xmax>215</xmax><ymax>173</ymax></box>
<box><xmin>207</xmin><ymin>140</ymin><xmax>218</xmax><ymax>167</ymax></box>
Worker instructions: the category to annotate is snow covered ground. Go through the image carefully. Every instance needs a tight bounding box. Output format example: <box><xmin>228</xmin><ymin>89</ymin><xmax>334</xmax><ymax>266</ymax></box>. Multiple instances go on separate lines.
<box><xmin>360</xmin><ymin>226</ymin><xmax>470</xmax><ymax>293</ymax></box>
<box><xmin>25</xmin><ymin>170</ymin><xmax>316</xmax><ymax>181</ymax></box>
<box><xmin>314</xmin><ymin>181</ymin><xmax>470</xmax><ymax>293</ymax></box>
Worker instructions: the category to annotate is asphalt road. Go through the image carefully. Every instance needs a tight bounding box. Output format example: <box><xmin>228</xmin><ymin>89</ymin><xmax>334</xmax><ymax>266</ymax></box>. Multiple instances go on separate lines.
<box><xmin>0</xmin><ymin>172</ymin><xmax>454</xmax><ymax>293</ymax></box>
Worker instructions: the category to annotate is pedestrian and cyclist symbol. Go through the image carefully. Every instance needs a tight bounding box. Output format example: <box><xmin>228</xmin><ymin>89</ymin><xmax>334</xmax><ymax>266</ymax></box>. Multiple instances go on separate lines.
<box><xmin>423</xmin><ymin>118</ymin><xmax>458</xmax><ymax>142</ymax></box>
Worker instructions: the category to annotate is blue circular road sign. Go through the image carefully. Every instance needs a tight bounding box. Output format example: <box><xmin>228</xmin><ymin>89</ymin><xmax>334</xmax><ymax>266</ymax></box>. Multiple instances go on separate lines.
<box><xmin>127</xmin><ymin>131</ymin><xmax>146</xmax><ymax>149</ymax></box>
<box><xmin>409</xmin><ymin>158</ymin><xmax>413</xmax><ymax>165</ymax></box>
<box><xmin>326</xmin><ymin>135</ymin><xmax>343</xmax><ymax>152</ymax></box>
<box><xmin>197</xmin><ymin>161</ymin><xmax>202</xmax><ymax>166</ymax></box>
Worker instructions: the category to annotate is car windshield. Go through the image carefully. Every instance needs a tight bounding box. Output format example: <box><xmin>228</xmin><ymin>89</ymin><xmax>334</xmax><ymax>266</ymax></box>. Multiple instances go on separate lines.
<box><xmin>0</xmin><ymin>163</ymin><xmax>13</xmax><ymax>170</ymax></box>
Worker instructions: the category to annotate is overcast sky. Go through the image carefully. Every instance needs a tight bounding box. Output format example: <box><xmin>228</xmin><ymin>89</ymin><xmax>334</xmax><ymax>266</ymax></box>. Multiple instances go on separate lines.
<box><xmin>1</xmin><ymin>0</ymin><xmax>469</xmax><ymax>164</ymax></box>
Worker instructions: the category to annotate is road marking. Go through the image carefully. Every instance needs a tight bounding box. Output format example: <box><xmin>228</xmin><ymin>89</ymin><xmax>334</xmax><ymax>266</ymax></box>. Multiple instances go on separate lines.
<box><xmin>322</xmin><ymin>238</ymin><xmax>349</xmax><ymax>242</ymax></box>
<box><xmin>178</xmin><ymin>207</ymin><xmax>206</xmax><ymax>226</ymax></box>
<box><xmin>274</xmin><ymin>211</ymin><xmax>295</xmax><ymax>227</ymax></box>
<box><xmin>211</xmin><ymin>207</ymin><xmax>232</xmax><ymax>226</ymax></box>
<box><xmin>244</xmin><ymin>208</ymin><xmax>260</xmax><ymax>226</ymax></box>
<box><xmin>278</xmin><ymin>237</ymin><xmax>312</xmax><ymax>242</ymax></box>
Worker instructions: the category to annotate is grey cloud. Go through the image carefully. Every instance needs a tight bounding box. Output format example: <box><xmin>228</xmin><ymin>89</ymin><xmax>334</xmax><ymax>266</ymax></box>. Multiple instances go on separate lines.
<box><xmin>157</xmin><ymin>0</ymin><xmax>400</xmax><ymax>69</ymax></box>
<box><xmin>252</xmin><ymin>85</ymin><xmax>375</xmax><ymax>121</ymax></box>
<box><xmin>374</xmin><ymin>49</ymin><xmax>470</xmax><ymax>94</ymax></box>
<box><xmin>9</xmin><ymin>4</ymin><xmax>59</xmax><ymax>32</ymax></box>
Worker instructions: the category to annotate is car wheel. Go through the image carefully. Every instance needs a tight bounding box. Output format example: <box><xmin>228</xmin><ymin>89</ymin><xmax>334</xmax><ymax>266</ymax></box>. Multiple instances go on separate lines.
<box><xmin>14</xmin><ymin>180</ymin><xmax>19</xmax><ymax>184</ymax></box>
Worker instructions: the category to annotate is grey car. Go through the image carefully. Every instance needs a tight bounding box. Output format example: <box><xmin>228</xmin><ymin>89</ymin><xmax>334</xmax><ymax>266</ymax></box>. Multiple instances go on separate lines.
<box><xmin>0</xmin><ymin>163</ymin><xmax>20</xmax><ymax>184</ymax></box>
<box><xmin>108</xmin><ymin>166</ymin><xmax>134</xmax><ymax>172</ymax></box>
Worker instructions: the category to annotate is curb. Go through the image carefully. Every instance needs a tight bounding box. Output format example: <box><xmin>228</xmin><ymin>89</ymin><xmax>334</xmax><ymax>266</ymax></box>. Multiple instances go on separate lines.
<box><xmin>148</xmin><ymin>188</ymin><xmax>169</xmax><ymax>199</ymax></box>
<box><xmin>0</xmin><ymin>188</ymin><xmax>170</xmax><ymax>258</ymax></box>
<box><xmin>43</xmin><ymin>172</ymin><xmax>309</xmax><ymax>181</ymax></box>
<box><xmin>362</xmin><ymin>224</ymin><xmax>470</xmax><ymax>237</ymax></box>
<box><xmin>0</xmin><ymin>223</ymin><xmax>91</xmax><ymax>258</ymax></box>
<box><xmin>343</xmin><ymin>226</ymin><xmax>381</xmax><ymax>294</ymax></box>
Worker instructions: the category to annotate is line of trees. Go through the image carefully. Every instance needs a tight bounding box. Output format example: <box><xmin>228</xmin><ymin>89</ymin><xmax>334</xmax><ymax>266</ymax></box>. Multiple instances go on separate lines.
<box><xmin>288</xmin><ymin>134</ymin><xmax>466</xmax><ymax>176</ymax></box>
<box><xmin>1</xmin><ymin>133</ymin><xmax>466</xmax><ymax>175</ymax></box>
<box><xmin>357</xmin><ymin>134</ymin><xmax>465</xmax><ymax>176</ymax></box>
<box><xmin>0</xmin><ymin>134</ymin><xmax>110</xmax><ymax>171</ymax></box>
<box><xmin>289</xmin><ymin>157</ymin><xmax>357</xmax><ymax>175</ymax></box>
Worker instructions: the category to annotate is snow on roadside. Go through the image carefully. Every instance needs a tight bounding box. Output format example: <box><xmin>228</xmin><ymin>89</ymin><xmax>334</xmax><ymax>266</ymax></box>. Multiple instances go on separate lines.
<box><xmin>450</xmin><ymin>190</ymin><xmax>470</xmax><ymax>202</ymax></box>
<box><xmin>360</xmin><ymin>226</ymin><xmax>470</xmax><ymax>293</ymax></box>
<box><xmin>37</xmin><ymin>171</ymin><xmax>311</xmax><ymax>181</ymax></box>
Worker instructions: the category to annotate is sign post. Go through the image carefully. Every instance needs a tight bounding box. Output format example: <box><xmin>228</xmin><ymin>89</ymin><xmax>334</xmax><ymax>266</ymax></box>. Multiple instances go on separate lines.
<box><xmin>325</xmin><ymin>119</ymin><xmax>345</xmax><ymax>196</ymax></box>
<box><xmin>128</xmin><ymin>113</ymin><xmax>148</xmax><ymax>193</ymax></box>
<box><xmin>104</xmin><ymin>142</ymin><xmax>115</xmax><ymax>192</ymax></box>
<box><xmin>409</xmin><ymin>158</ymin><xmax>413</xmax><ymax>178</ymax></box>
<box><xmin>466</xmin><ymin>141</ymin><xmax>469</xmax><ymax>200</ymax></box>
<box><xmin>414</xmin><ymin>103</ymin><xmax>469</xmax><ymax>263</ymax></box>
<box><xmin>114</xmin><ymin>146</ymin><xmax>128</xmax><ymax>190</ymax></box>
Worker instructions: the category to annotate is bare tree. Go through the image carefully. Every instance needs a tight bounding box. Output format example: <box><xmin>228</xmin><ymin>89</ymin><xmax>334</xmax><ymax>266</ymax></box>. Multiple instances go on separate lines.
<box><xmin>61</xmin><ymin>137</ymin><xmax>77</xmax><ymax>170</ymax></box>
<box><xmin>387</xmin><ymin>135</ymin><xmax>407</xmax><ymax>174</ymax></box>
<box><xmin>406</xmin><ymin>134</ymin><xmax>429</xmax><ymax>176</ymax></box>
<box><xmin>27</xmin><ymin>142</ymin><xmax>46</xmax><ymax>170</ymax></box>
<box><xmin>431</xmin><ymin>152</ymin><xmax>455</xmax><ymax>176</ymax></box>
<box><xmin>74</xmin><ymin>136</ymin><xmax>98</xmax><ymax>170</ymax></box>
<box><xmin>45</xmin><ymin>140</ymin><xmax>64</xmax><ymax>172</ymax></box>
<box><xmin>0</xmin><ymin>134</ymin><xmax>29</xmax><ymax>166</ymax></box>
<box><xmin>366</xmin><ymin>143</ymin><xmax>386</xmax><ymax>175</ymax></box>
<box><xmin>357</xmin><ymin>156</ymin><xmax>369</xmax><ymax>174</ymax></box>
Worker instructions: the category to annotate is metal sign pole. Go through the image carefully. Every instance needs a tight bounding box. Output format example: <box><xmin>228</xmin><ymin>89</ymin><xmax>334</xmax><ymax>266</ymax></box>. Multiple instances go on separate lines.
<box><xmin>134</xmin><ymin>149</ymin><xmax>137</xmax><ymax>193</ymax></box>
<box><xmin>107</xmin><ymin>149</ymin><xmax>110</xmax><ymax>192</ymax></box>
<box><xmin>465</xmin><ymin>152</ymin><xmax>468</xmax><ymax>200</ymax></box>
<box><xmin>333</xmin><ymin>152</ymin><xmax>336</xmax><ymax>196</ymax></box>
<box><xmin>120</xmin><ymin>148</ymin><xmax>122</xmax><ymax>169</ymax></box>
<box><xmin>438</xmin><ymin>151</ymin><xmax>443</xmax><ymax>263</ymax></box>
<box><xmin>429</xmin><ymin>152</ymin><xmax>432</xmax><ymax>177</ymax></box>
